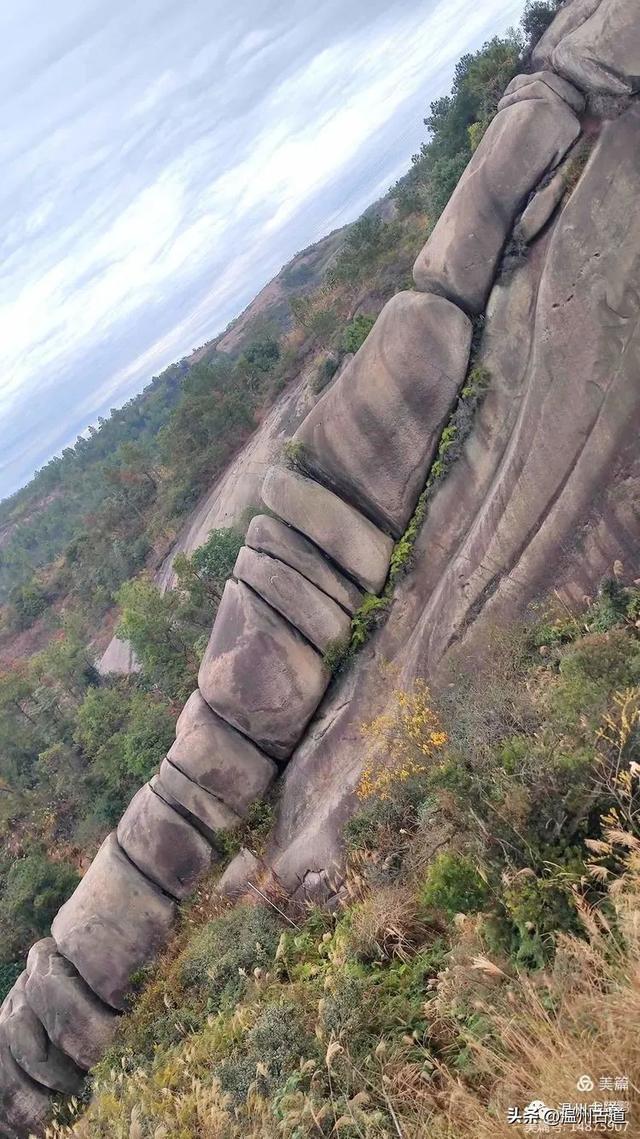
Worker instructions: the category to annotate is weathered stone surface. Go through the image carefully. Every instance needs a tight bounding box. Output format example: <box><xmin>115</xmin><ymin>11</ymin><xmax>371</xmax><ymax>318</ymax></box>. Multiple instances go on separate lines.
<box><xmin>0</xmin><ymin>1038</ymin><xmax>50</xmax><ymax>1139</ymax></box>
<box><xmin>199</xmin><ymin>579</ymin><xmax>329</xmax><ymax>761</ymax></box>
<box><xmin>154</xmin><ymin>765</ymin><xmax>240</xmax><ymax>846</ymax></box>
<box><xmin>52</xmin><ymin>833</ymin><xmax>175</xmax><ymax>1010</ymax></box>
<box><xmin>246</xmin><ymin>515</ymin><xmax>363</xmax><ymax>614</ymax></box>
<box><xmin>552</xmin><ymin>0</ymin><xmax>639</xmax><ymax>95</ymax></box>
<box><xmin>117</xmin><ymin>783</ymin><xmax>213</xmax><ymax>900</ymax></box>
<box><xmin>24</xmin><ymin>940</ymin><xmax>117</xmax><ymax>1072</ymax></box>
<box><xmin>262</xmin><ymin>467</ymin><xmax>393</xmax><ymax>594</ymax></box>
<box><xmin>218</xmin><ymin>848</ymin><xmax>261</xmax><ymax>898</ymax></box>
<box><xmin>498</xmin><ymin>70</ymin><xmax>585</xmax><ymax>113</ymax></box>
<box><xmin>515</xmin><ymin>171</ymin><xmax>567</xmax><ymax>244</ymax></box>
<box><xmin>531</xmin><ymin>0</ymin><xmax>602</xmax><ymax>70</ymax></box>
<box><xmin>412</xmin><ymin>91</ymin><xmax>580</xmax><ymax>314</ymax></box>
<box><xmin>0</xmin><ymin>973</ymin><xmax>82</xmax><ymax>1094</ymax></box>
<box><xmin>168</xmin><ymin>690</ymin><xmax>276</xmax><ymax>815</ymax></box>
<box><xmin>234</xmin><ymin>546</ymin><xmax>352</xmax><ymax>653</ymax></box>
<box><xmin>292</xmin><ymin>292</ymin><xmax>472</xmax><ymax>536</ymax></box>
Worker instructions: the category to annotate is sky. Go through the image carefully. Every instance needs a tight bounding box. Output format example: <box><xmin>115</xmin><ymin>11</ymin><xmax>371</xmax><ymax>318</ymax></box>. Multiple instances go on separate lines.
<box><xmin>0</xmin><ymin>0</ymin><xmax>523</xmax><ymax>501</ymax></box>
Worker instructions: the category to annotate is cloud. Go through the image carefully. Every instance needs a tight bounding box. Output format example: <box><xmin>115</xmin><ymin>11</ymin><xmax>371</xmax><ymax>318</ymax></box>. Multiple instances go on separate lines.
<box><xmin>0</xmin><ymin>0</ymin><xmax>524</xmax><ymax>498</ymax></box>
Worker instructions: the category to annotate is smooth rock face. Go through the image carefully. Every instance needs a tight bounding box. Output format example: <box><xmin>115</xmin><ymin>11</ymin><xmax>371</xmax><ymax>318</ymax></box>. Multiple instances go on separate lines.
<box><xmin>0</xmin><ymin>1038</ymin><xmax>50</xmax><ymax>1139</ymax></box>
<box><xmin>154</xmin><ymin>764</ymin><xmax>240</xmax><ymax>845</ymax></box>
<box><xmin>198</xmin><ymin>579</ymin><xmax>329</xmax><ymax>761</ymax></box>
<box><xmin>169</xmin><ymin>690</ymin><xmax>276</xmax><ymax>815</ymax></box>
<box><xmin>218</xmin><ymin>848</ymin><xmax>261</xmax><ymax>898</ymax></box>
<box><xmin>24</xmin><ymin>939</ymin><xmax>118</xmax><ymax>1071</ymax></box>
<box><xmin>262</xmin><ymin>467</ymin><xmax>394</xmax><ymax>594</ymax></box>
<box><xmin>498</xmin><ymin>70</ymin><xmax>585</xmax><ymax>113</ymax></box>
<box><xmin>0</xmin><ymin>973</ymin><xmax>83</xmax><ymax>1094</ymax></box>
<box><xmin>245</xmin><ymin>515</ymin><xmax>363</xmax><ymax>614</ymax></box>
<box><xmin>117</xmin><ymin>783</ymin><xmax>213</xmax><ymax>900</ymax></box>
<box><xmin>234</xmin><ymin>546</ymin><xmax>352</xmax><ymax>653</ymax></box>
<box><xmin>52</xmin><ymin>833</ymin><xmax>175</xmax><ymax>1010</ymax></box>
<box><xmin>515</xmin><ymin>171</ymin><xmax>567</xmax><ymax>244</ymax></box>
<box><xmin>531</xmin><ymin>0</ymin><xmax>602</xmax><ymax>69</ymax></box>
<box><xmin>292</xmin><ymin>292</ymin><xmax>472</xmax><ymax>536</ymax></box>
<box><xmin>412</xmin><ymin>90</ymin><xmax>580</xmax><ymax>314</ymax></box>
<box><xmin>552</xmin><ymin>0</ymin><xmax>639</xmax><ymax>94</ymax></box>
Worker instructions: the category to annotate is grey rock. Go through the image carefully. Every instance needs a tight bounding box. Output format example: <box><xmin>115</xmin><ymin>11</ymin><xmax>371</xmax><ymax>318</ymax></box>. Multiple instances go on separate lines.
<box><xmin>515</xmin><ymin>171</ymin><xmax>567</xmax><ymax>244</ymax></box>
<box><xmin>198</xmin><ymin>579</ymin><xmax>329</xmax><ymax>761</ymax></box>
<box><xmin>498</xmin><ymin>70</ymin><xmax>585</xmax><ymax>113</ymax></box>
<box><xmin>412</xmin><ymin>90</ymin><xmax>580</xmax><ymax>314</ymax></box>
<box><xmin>52</xmin><ymin>833</ymin><xmax>175</xmax><ymax>1010</ymax></box>
<box><xmin>292</xmin><ymin>292</ymin><xmax>472</xmax><ymax>536</ymax></box>
<box><xmin>234</xmin><ymin>546</ymin><xmax>352</xmax><ymax>653</ymax></box>
<box><xmin>168</xmin><ymin>690</ymin><xmax>276</xmax><ymax>815</ymax></box>
<box><xmin>218</xmin><ymin>848</ymin><xmax>261</xmax><ymax>899</ymax></box>
<box><xmin>0</xmin><ymin>973</ymin><xmax>82</xmax><ymax>1094</ymax></box>
<box><xmin>552</xmin><ymin>0</ymin><xmax>639</xmax><ymax>94</ymax></box>
<box><xmin>246</xmin><ymin>514</ymin><xmax>363</xmax><ymax>614</ymax></box>
<box><xmin>531</xmin><ymin>0</ymin><xmax>602</xmax><ymax>69</ymax></box>
<box><xmin>154</xmin><ymin>765</ymin><xmax>240</xmax><ymax>846</ymax></box>
<box><xmin>117</xmin><ymin>783</ymin><xmax>213</xmax><ymax>900</ymax></box>
<box><xmin>24</xmin><ymin>940</ymin><xmax>117</xmax><ymax>1072</ymax></box>
<box><xmin>0</xmin><ymin>1038</ymin><xmax>50</xmax><ymax>1139</ymax></box>
<box><xmin>262</xmin><ymin>466</ymin><xmax>393</xmax><ymax>594</ymax></box>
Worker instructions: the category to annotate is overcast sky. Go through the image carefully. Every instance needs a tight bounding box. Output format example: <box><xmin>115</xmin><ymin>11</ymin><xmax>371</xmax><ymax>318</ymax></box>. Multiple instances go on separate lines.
<box><xmin>0</xmin><ymin>0</ymin><xmax>523</xmax><ymax>500</ymax></box>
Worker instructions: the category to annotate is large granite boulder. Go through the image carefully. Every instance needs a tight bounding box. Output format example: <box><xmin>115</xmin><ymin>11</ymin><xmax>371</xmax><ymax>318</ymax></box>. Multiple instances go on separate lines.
<box><xmin>168</xmin><ymin>690</ymin><xmax>276</xmax><ymax>815</ymax></box>
<box><xmin>262</xmin><ymin>467</ymin><xmax>393</xmax><ymax>594</ymax></box>
<box><xmin>153</xmin><ymin>765</ymin><xmax>240</xmax><ymax>846</ymax></box>
<box><xmin>0</xmin><ymin>973</ymin><xmax>82</xmax><ymax>1094</ymax></box>
<box><xmin>246</xmin><ymin>515</ymin><xmax>363</xmax><ymax>614</ymax></box>
<box><xmin>24</xmin><ymin>940</ymin><xmax>117</xmax><ymax>1072</ymax></box>
<box><xmin>514</xmin><ymin>171</ymin><xmax>567</xmax><ymax>245</ymax></box>
<box><xmin>234</xmin><ymin>546</ymin><xmax>352</xmax><ymax>653</ymax></box>
<box><xmin>0</xmin><ymin>1038</ymin><xmax>49</xmax><ymax>1139</ymax></box>
<box><xmin>218</xmin><ymin>848</ymin><xmax>261</xmax><ymax>899</ymax></box>
<box><xmin>551</xmin><ymin>0</ymin><xmax>639</xmax><ymax>94</ymax></box>
<box><xmin>531</xmin><ymin>0</ymin><xmax>602</xmax><ymax>70</ymax></box>
<box><xmin>52</xmin><ymin>833</ymin><xmax>175</xmax><ymax>1010</ymax></box>
<box><xmin>198</xmin><ymin>579</ymin><xmax>329</xmax><ymax>761</ymax></box>
<box><xmin>412</xmin><ymin>83</ymin><xmax>580</xmax><ymax>314</ymax></box>
<box><xmin>292</xmin><ymin>292</ymin><xmax>472</xmax><ymax>536</ymax></box>
<box><xmin>117</xmin><ymin>783</ymin><xmax>213</xmax><ymax>900</ymax></box>
<box><xmin>498</xmin><ymin>70</ymin><xmax>585</xmax><ymax>114</ymax></box>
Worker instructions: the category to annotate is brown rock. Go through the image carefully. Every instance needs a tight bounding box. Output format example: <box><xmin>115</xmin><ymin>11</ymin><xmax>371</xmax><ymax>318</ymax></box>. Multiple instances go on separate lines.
<box><xmin>531</xmin><ymin>0</ymin><xmax>602</xmax><ymax>70</ymax></box>
<box><xmin>245</xmin><ymin>514</ymin><xmax>363</xmax><ymax>614</ymax></box>
<box><xmin>168</xmin><ymin>690</ymin><xmax>276</xmax><ymax>815</ymax></box>
<box><xmin>0</xmin><ymin>973</ymin><xmax>83</xmax><ymax>1094</ymax></box>
<box><xmin>198</xmin><ymin>579</ymin><xmax>329</xmax><ymax>761</ymax></box>
<box><xmin>24</xmin><ymin>940</ymin><xmax>117</xmax><ymax>1072</ymax></box>
<box><xmin>52</xmin><ymin>833</ymin><xmax>175</xmax><ymax>1010</ymax></box>
<box><xmin>217</xmin><ymin>848</ymin><xmax>261</xmax><ymax>899</ymax></box>
<box><xmin>234</xmin><ymin>546</ymin><xmax>352</xmax><ymax>652</ymax></box>
<box><xmin>498</xmin><ymin>70</ymin><xmax>585</xmax><ymax>113</ymax></box>
<box><xmin>117</xmin><ymin>783</ymin><xmax>213</xmax><ymax>900</ymax></box>
<box><xmin>292</xmin><ymin>292</ymin><xmax>472</xmax><ymax>536</ymax></box>
<box><xmin>0</xmin><ymin>1038</ymin><xmax>50</xmax><ymax>1139</ymax></box>
<box><xmin>515</xmin><ymin>171</ymin><xmax>566</xmax><ymax>244</ymax></box>
<box><xmin>552</xmin><ymin>0</ymin><xmax>639</xmax><ymax>94</ymax></box>
<box><xmin>153</xmin><ymin>765</ymin><xmax>240</xmax><ymax>845</ymax></box>
<box><xmin>412</xmin><ymin>90</ymin><xmax>580</xmax><ymax>314</ymax></box>
<box><xmin>261</xmin><ymin>466</ymin><xmax>393</xmax><ymax>594</ymax></box>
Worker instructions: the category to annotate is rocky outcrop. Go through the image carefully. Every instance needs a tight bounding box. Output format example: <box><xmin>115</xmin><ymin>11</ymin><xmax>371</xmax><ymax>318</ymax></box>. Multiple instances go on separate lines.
<box><xmin>412</xmin><ymin>76</ymin><xmax>581</xmax><ymax>313</ymax></box>
<box><xmin>0</xmin><ymin>1041</ymin><xmax>49</xmax><ymax>1139</ymax></box>
<box><xmin>117</xmin><ymin>783</ymin><xmax>213</xmax><ymax>900</ymax></box>
<box><xmin>551</xmin><ymin>0</ymin><xmax>640</xmax><ymax>95</ymax></box>
<box><xmin>514</xmin><ymin>170</ymin><xmax>566</xmax><ymax>244</ymax></box>
<box><xmin>245</xmin><ymin>515</ymin><xmax>363</xmax><ymax>614</ymax></box>
<box><xmin>52</xmin><ymin>834</ymin><xmax>175</xmax><ymax>1011</ymax></box>
<box><xmin>531</xmin><ymin>0</ymin><xmax>602</xmax><ymax>70</ymax></box>
<box><xmin>292</xmin><ymin>292</ymin><xmax>472</xmax><ymax>535</ymax></box>
<box><xmin>0</xmin><ymin>974</ymin><xmax>82</xmax><ymax>1094</ymax></box>
<box><xmin>153</xmin><ymin>765</ymin><xmax>240</xmax><ymax>844</ymax></box>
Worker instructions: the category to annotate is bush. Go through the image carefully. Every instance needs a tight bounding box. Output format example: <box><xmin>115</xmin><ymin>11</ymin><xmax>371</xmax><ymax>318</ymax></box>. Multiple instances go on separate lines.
<box><xmin>180</xmin><ymin>905</ymin><xmax>282</xmax><ymax>1014</ymax></box>
<box><xmin>342</xmin><ymin>314</ymin><xmax>376</xmax><ymax>354</ymax></box>
<box><xmin>0</xmin><ymin>852</ymin><xmax>79</xmax><ymax>961</ymax></box>
<box><xmin>422</xmin><ymin>852</ymin><xmax>489</xmax><ymax>915</ymax></box>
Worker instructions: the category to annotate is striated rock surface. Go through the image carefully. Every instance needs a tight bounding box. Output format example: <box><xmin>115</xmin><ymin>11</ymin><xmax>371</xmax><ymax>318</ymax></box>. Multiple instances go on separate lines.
<box><xmin>412</xmin><ymin>82</ymin><xmax>580</xmax><ymax>313</ymax></box>
<box><xmin>551</xmin><ymin>0</ymin><xmax>640</xmax><ymax>95</ymax></box>
<box><xmin>154</xmin><ymin>764</ymin><xmax>240</xmax><ymax>844</ymax></box>
<box><xmin>117</xmin><ymin>783</ymin><xmax>213</xmax><ymax>900</ymax></box>
<box><xmin>199</xmin><ymin>579</ymin><xmax>330</xmax><ymax>761</ymax></box>
<box><xmin>234</xmin><ymin>546</ymin><xmax>352</xmax><ymax>653</ymax></box>
<box><xmin>168</xmin><ymin>690</ymin><xmax>276</xmax><ymax>815</ymax></box>
<box><xmin>498</xmin><ymin>69</ymin><xmax>585</xmax><ymax>112</ymax></box>
<box><xmin>262</xmin><ymin>466</ymin><xmax>393</xmax><ymax>593</ymax></box>
<box><xmin>245</xmin><ymin>514</ymin><xmax>363</xmax><ymax>614</ymax></box>
<box><xmin>52</xmin><ymin>834</ymin><xmax>175</xmax><ymax>1010</ymax></box>
<box><xmin>0</xmin><ymin>973</ymin><xmax>82</xmax><ymax>1094</ymax></box>
<box><xmin>24</xmin><ymin>939</ymin><xmax>117</xmax><ymax>1071</ymax></box>
<box><xmin>292</xmin><ymin>292</ymin><xmax>472</xmax><ymax>535</ymax></box>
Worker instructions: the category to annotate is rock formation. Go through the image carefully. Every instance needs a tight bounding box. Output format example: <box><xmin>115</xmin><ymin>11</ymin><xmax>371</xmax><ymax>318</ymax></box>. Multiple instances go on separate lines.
<box><xmin>2</xmin><ymin>2</ymin><xmax>639</xmax><ymax>1132</ymax></box>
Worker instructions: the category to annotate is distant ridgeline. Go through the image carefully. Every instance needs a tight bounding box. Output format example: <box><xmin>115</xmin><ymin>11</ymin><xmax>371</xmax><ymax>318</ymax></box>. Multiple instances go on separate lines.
<box><xmin>3</xmin><ymin>0</ymin><xmax>640</xmax><ymax>1133</ymax></box>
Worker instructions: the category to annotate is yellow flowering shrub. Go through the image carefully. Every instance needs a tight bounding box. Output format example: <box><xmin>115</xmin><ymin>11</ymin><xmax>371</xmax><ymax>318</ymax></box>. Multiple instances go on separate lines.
<box><xmin>356</xmin><ymin>680</ymin><xmax>447</xmax><ymax>800</ymax></box>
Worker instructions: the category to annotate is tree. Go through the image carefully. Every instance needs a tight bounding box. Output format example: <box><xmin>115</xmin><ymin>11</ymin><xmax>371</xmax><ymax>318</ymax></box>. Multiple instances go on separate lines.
<box><xmin>174</xmin><ymin>527</ymin><xmax>244</xmax><ymax>607</ymax></box>
<box><xmin>0</xmin><ymin>851</ymin><xmax>79</xmax><ymax>964</ymax></box>
<box><xmin>116</xmin><ymin>576</ymin><xmax>200</xmax><ymax>700</ymax></box>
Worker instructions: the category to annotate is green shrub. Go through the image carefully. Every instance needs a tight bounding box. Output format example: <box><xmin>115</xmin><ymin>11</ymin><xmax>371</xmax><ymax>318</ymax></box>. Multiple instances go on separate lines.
<box><xmin>422</xmin><ymin>852</ymin><xmax>489</xmax><ymax>915</ymax></box>
<box><xmin>342</xmin><ymin>314</ymin><xmax>376</xmax><ymax>354</ymax></box>
<box><xmin>180</xmin><ymin>905</ymin><xmax>282</xmax><ymax>1014</ymax></box>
